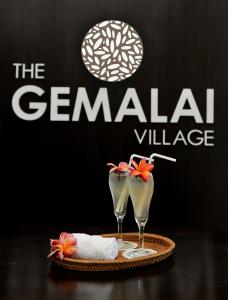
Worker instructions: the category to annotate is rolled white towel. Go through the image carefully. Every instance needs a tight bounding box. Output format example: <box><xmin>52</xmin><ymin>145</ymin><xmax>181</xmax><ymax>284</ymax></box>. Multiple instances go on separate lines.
<box><xmin>73</xmin><ymin>233</ymin><xmax>118</xmax><ymax>260</ymax></box>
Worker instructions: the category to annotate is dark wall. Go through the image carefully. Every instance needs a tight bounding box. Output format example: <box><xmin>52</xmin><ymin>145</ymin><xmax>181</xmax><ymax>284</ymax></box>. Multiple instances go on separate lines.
<box><xmin>1</xmin><ymin>0</ymin><xmax>228</xmax><ymax>230</ymax></box>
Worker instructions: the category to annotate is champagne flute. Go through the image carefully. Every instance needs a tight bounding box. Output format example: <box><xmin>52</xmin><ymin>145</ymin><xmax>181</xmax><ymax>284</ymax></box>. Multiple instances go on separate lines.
<box><xmin>123</xmin><ymin>153</ymin><xmax>176</xmax><ymax>258</ymax></box>
<box><xmin>108</xmin><ymin>165</ymin><xmax>137</xmax><ymax>250</ymax></box>
<box><xmin>123</xmin><ymin>159</ymin><xmax>156</xmax><ymax>258</ymax></box>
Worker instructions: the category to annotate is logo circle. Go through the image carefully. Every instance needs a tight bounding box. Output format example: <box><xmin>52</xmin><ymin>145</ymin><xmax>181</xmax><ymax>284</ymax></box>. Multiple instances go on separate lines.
<box><xmin>81</xmin><ymin>20</ymin><xmax>143</xmax><ymax>82</ymax></box>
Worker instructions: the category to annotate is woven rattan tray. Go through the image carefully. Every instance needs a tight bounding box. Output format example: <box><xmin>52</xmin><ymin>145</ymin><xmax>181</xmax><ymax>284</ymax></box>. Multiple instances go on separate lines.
<box><xmin>51</xmin><ymin>232</ymin><xmax>175</xmax><ymax>272</ymax></box>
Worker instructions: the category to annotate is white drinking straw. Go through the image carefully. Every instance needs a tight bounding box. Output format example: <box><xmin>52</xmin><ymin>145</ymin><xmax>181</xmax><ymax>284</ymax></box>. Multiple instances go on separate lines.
<box><xmin>149</xmin><ymin>153</ymin><xmax>176</xmax><ymax>163</ymax></box>
<box><xmin>129</xmin><ymin>153</ymin><xmax>176</xmax><ymax>165</ymax></box>
<box><xmin>129</xmin><ymin>154</ymin><xmax>150</xmax><ymax>165</ymax></box>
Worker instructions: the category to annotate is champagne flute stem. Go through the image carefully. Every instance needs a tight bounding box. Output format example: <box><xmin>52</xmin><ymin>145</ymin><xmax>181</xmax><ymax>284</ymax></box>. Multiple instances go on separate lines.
<box><xmin>138</xmin><ymin>224</ymin><xmax>145</xmax><ymax>249</ymax></box>
<box><xmin>117</xmin><ymin>216</ymin><xmax>123</xmax><ymax>242</ymax></box>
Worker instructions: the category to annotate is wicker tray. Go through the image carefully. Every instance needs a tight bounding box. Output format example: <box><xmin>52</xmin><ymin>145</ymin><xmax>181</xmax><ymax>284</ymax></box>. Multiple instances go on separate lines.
<box><xmin>51</xmin><ymin>232</ymin><xmax>175</xmax><ymax>272</ymax></box>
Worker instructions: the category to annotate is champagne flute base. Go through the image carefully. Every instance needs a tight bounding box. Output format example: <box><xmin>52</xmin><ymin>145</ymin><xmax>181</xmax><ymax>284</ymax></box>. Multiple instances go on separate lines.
<box><xmin>117</xmin><ymin>240</ymin><xmax>138</xmax><ymax>251</ymax></box>
<box><xmin>122</xmin><ymin>248</ymin><xmax>157</xmax><ymax>259</ymax></box>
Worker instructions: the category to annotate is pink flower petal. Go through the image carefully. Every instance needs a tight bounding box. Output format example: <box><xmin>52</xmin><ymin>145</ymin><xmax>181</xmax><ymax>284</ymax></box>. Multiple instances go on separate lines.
<box><xmin>141</xmin><ymin>171</ymin><xmax>151</xmax><ymax>182</ymax></box>
<box><xmin>107</xmin><ymin>163</ymin><xmax>117</xmax><ymax>168</ymax></box>
<box><xmin>50</xmin><ymin>239</ymin><xmax>60</xmax><ymax>247</ymax></box>
<box><xmin>66</xmin><ymin>236</ymin><xmax>77</xmax><ymax>247</ymax></box>
<box><xmin>57</xmin><ymin>250</ymin><xmax>64</xmax><ymax>260</ymax></box>
<box><xmin>118</xmin><ymin>162</ymin><xmax>129</xmax><ymax>172</ymax></box>
<box><xmin>64</xmin><ymin>246</ymin><xmax>77</xmax><ymax>257</ymax></box>
<box><xmin>59</xmin><ymin>232</ymin><xmax>71</xmax><ymax>243</ymax></box>
<box><xmin>130</xmin><ymin>169</ymin><xmax>141</xmax><ymax>176</ymax></box>
<box><xmin>109</xmin><ymin>166</ymin><xmax>117</xmax><ymax>173</ymax></box>
<box><xmin>139</xmin><ymin>159</ymin><xmax>147</xmax><ymax>170</ymax></box>
<box><xmin>142</xmin><ymin>163</ymin><xmax>154</xmax><ymax>172</ymax></box>
<box><xmin>131</xmin><ymin>160</ymin><xmax>139</xmax><ymax>170</ymax></box>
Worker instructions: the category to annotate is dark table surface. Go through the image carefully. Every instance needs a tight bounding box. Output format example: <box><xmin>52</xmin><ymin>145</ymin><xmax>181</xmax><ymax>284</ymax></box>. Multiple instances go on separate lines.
<box><xmin>0</xmin><ymin>226</ymin><xmax>227</xmax><ymax>300</ymax></box>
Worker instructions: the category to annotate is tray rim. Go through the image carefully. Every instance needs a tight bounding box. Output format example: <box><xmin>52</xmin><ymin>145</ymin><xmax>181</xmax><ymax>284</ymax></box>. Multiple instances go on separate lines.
<box><xmin>51</xmin><ymin>232</ymin><xmax>175</xmax><ymax>271</ymax></box>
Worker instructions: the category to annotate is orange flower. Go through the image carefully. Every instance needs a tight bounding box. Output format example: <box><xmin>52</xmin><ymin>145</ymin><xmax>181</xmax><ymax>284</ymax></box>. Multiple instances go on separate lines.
<box><xmin>130</xmin><ymin>159</ymin><xmax>154</xmax><ymax>182</ymax></box>
<box><xmin>47</xmin><ymin>232</ymin><xmax>77</xmax><ymax>260</ymax></box>
<box><xmin>107</xmin><ymin>162</ymin><xmax>129</xmax><ymax>173</ymax></box>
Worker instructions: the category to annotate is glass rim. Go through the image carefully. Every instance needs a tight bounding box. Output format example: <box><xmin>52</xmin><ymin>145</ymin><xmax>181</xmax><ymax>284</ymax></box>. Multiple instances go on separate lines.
<box><xmin>109</xmin><ymin>171</ymin><xmax>129</xmax><ymax>176</ymax></box>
